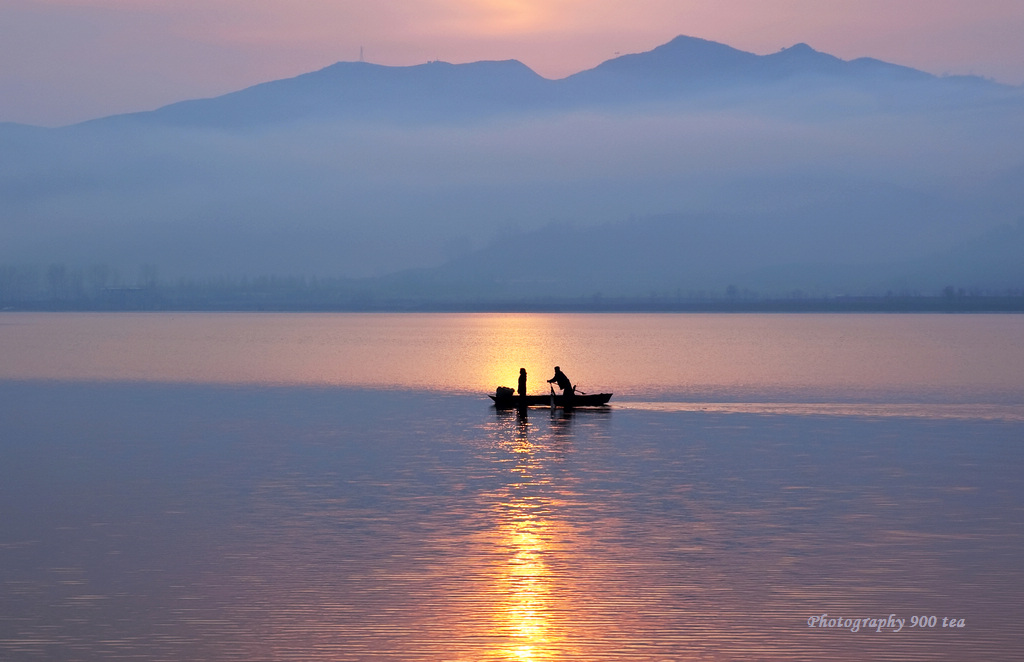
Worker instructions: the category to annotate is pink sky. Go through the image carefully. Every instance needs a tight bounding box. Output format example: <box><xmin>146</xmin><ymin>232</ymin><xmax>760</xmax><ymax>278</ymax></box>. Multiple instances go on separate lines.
<box><xmin>2</xmin><ymin>0</ymin><xmax>1023</xmax><ymax>126</ymax></box>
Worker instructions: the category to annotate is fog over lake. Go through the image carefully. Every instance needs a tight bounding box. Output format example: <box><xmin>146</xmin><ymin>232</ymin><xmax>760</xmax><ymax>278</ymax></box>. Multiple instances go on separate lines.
<box><xmin>3</xmin><ymin>37</ymin><xmax>1023</xmax><ymax>299</ymax></box>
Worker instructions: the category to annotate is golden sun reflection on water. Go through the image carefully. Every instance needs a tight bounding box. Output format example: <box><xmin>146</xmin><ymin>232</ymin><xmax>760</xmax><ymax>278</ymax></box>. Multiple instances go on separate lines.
<box><xmin>4</xmin><ymin>380</ymin><xmax>1022</xmax><ymax>660</ymax></box>
<box><xmin>485</xmin><ymin>411</ymin><xmax>571</xmax><ymax>661</ymax></box>
<box><xmin>4</xmin><ymin>313</ymin><xmax>1023</xmax><ymax>404</ymax></box>
<box><xmin>500</xmin><ymin>512</ymin><xmax>553</xmax><ymax>660</ymax></box>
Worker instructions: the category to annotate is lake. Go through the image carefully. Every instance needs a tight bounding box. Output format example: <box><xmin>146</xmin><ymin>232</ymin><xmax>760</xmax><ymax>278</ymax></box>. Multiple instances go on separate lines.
<box><xmin>1</xmin><ymin>313</ymin><xmax>1023</xmax><ymax>660</ymax></box>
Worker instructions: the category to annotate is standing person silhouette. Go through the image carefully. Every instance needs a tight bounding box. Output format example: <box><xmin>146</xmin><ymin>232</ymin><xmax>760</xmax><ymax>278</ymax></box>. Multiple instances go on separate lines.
<box><xmin>547</xmin><ymin>366</ymin><xmax>574</xmax><ymax>395</ymax></box>
<box><xmin>517</xmin><ymin>368</ymin><xmax>527</xmax><ymax>396</ymax></box>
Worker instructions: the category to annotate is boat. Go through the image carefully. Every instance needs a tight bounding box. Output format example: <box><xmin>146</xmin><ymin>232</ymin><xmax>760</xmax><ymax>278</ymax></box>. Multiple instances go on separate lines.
<box><xmin>489</xmin><ymin>392</ymin><xmax>613</xmax><ymax>409</ymax></box>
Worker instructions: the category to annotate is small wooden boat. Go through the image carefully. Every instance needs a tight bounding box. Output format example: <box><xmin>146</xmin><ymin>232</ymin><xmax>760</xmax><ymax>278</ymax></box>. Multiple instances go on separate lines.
<box><xmin>489</xmin><ymin>392</ymin><xmax>612</xmax><ymax>409</ymax></box>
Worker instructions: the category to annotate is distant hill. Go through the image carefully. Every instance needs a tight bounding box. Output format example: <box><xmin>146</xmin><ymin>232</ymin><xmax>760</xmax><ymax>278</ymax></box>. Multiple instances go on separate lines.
<box><xmin>70</xmin><ymin>34</ymin><xmax>1016</xmax><ymax>130</ymax></box>
<box><xmin>561</xmin><ymin>37</ymin><xmax>931</xmax><ymax>98</ymax></box>
<box><xmin>367</xmin><ymin>210</ymin><xmax>1024</xmax><ymax>302</ymax></box>
<box><xmin>105</xmin><ymin>59</ymin><xmax>556</xmax><ymax>129</ymax></box>
<box><xmin>1</xmin><ymin>35</ymin><xmax>1022</xmax><ymax>301</ymax></box>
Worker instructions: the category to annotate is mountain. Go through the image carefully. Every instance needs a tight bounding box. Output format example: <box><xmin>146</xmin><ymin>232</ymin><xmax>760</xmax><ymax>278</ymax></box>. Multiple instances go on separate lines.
<box><xmin>1</xmin><ymin>35</ymin><xmax>1022</xmax><ymax>303</ymax></box>
<box><xmin>102</xmin><ymin>59</ymin><xmax>555</xmax><ymax>129</ymax></box>
<box><xmin>74</xmin><ymin>35</ymin><xmax>1015</xmax><ymax>130</ymax></box>
<box><xmin>562</xmin><ymin>36</ymin><xmax>765</xmax><ymax>94</ymax></box>
<box><xmin>560</xmin><ymin>37</ymin><xmax>885</xmax><ymax>95</ymax></box>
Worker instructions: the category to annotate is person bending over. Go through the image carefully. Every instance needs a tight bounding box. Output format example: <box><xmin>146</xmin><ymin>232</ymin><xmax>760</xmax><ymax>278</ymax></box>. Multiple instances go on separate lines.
<box><xmin>547</xmin><ymin>366</ymin><xmax>574</xmax><ymax>395</ymax></box>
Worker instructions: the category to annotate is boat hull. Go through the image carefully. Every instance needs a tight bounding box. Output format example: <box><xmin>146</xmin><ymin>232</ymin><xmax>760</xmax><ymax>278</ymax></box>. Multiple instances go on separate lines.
<box><xmin>489</xmin><ymin>393</ymin><xmax>612</xmax><ymax>409</ymax></box>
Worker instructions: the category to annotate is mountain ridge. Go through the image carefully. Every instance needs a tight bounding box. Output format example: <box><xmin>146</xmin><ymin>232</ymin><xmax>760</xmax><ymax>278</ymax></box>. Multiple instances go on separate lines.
<box><xmin>2</xmin><ymin>35</ymin><xmax>1021</xmax><ymax>299</ymax></box>
<box><xmin>64</xmin><ymin>34</ymin><xmax>1018</xmax><ymax>130</ymax></box>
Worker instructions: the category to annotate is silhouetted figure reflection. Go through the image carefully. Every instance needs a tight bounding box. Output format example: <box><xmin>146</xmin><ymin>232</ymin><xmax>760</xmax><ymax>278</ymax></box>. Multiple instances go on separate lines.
<box><xmin>518</xmin><ymin>368</ymin><xmax>527</xmax><ymax>396</ymax></box>
<box><xmin>547</xmin><ymin>366</ymin><xmax>574</xmax><ymax>395</ymax></box>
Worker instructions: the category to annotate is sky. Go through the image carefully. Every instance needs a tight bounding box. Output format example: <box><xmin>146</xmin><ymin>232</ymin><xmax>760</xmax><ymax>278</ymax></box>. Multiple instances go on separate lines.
<box><xmin>2</xmin><ymin>0</ymin><xmax>1024</xmax><ymax>126</ymax></box>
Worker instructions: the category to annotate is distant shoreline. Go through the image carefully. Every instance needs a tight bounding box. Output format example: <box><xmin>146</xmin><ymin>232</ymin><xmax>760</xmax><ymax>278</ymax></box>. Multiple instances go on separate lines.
<box><xmin>4</xmin><ymin>294</ymin><xmax>1023</xmax><ymax>314</ymax></box>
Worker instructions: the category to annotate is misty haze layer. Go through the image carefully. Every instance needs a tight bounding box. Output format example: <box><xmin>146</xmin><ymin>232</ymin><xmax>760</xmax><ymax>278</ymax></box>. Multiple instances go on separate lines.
<box><xmin>2</xmin><ymin>36</ymin><xmax>1022</xmax><ymax>298</ymax></box>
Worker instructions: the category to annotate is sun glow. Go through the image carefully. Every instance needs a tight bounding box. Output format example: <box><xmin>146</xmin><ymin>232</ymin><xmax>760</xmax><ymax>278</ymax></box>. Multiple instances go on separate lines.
<box><xmin>443</xmin><ymin>0</ymin><xmax>555</xmax><ymax>34</ymax></box>
<box><xmin>466</xmin><ymin>314</ymin><xmax>565</xmax><ymax>396</ymax></box>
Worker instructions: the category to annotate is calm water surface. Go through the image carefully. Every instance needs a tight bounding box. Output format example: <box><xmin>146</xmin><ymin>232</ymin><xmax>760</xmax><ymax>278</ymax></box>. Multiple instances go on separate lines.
<box><xmin>1</xmin><ymin>313</ymin><xmax>1023</xmax><ymax>660</ymax></box>
<box><xmin>3</xmin><ymin>312</ymin><xmax>1024</xmax><ymax>402</ymax></box>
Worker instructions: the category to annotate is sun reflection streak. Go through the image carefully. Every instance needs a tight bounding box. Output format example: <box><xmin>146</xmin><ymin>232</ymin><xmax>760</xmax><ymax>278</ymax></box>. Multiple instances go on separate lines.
<box><xmin>484</xmin><ymin>409</ymin><xmax>571</xmax><ymax>661</ymax></box>
<box><xmin>502</xmin><ymin>514</ymin><xmax>552</xmax><ymax>660</ymax></box>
